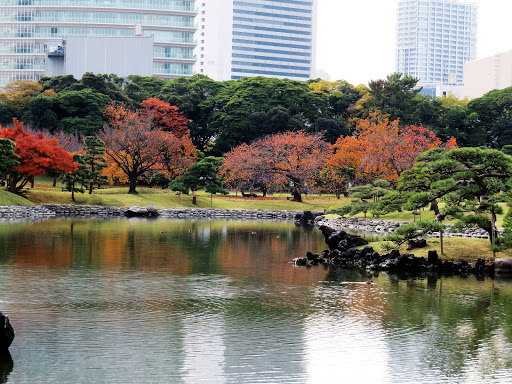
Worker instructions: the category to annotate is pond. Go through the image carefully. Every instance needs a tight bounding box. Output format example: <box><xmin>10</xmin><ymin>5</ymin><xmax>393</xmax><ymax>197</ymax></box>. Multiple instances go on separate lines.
<box><xmin>0</xmin><ymin>218</ymin><xmax>511</xmax><ymax>383</ymax></box>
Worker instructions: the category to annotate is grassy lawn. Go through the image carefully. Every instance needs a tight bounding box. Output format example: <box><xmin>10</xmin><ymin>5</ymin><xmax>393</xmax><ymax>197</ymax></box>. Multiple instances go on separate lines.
<box><xmin>24</xmin><ymin>188</ymin><xmax>352</xmax><ymax>210</ymax></box>
<box><xmin>0</xmin><ymin>190</ymin><xmax>34</xmax><ymax>206</ymax></box>
<box><xmin>363</xmin><ymin>237</ymin><xmax>512</xmax><ymax>261</ymax></box>
<box><xmin>2</xmin><ymin>176</ymin><xmax>352</xmax><ymax>210</ymax></box>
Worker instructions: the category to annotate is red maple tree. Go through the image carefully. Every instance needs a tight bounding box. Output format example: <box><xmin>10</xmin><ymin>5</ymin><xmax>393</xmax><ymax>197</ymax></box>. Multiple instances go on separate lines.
<box><xmin>0</xmin><ymin>118</ymin><xmax>77</xmax><ymax>193</ymax></box>
<box><xmin>102</xmin><ymin>103</ymin><xmax>196</xmax><ymax>194</ymax></box>
<box><xmin>140</xmin><ymin>97</ymin><xmax>189</xmax><ymax>137</ymax></box>
<box><xmin>221</xmin><ymin>131</ymin><xmax>327</xmax><ymax>201</ymax></box>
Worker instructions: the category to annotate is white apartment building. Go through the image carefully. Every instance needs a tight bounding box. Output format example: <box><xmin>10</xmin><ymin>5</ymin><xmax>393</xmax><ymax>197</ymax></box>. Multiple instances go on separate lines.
<box><xmin>196</xmin><ymin>0</ymin><xmax>317</xmax><ymax>81</ymax></box>
<box><xmin>397</xmin><ymin>0</ymin><xmax>477</xmax><ymax>93</ymax></box>
<box><xmin>464</xmin><ymin>49</ymin><xmax>512</xmax><ymax>99</ymax></box>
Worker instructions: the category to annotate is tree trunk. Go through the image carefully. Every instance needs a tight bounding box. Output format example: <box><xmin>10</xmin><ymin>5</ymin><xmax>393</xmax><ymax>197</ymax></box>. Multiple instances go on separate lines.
<box><xmin>128</xmin><ymin>176</ymin><xmax>138</xmax><ymax>194</ymax></box>
<box><xmin>89</xmin><ymin>162</ymin><xmax>95</xmax><ymax>194</ymax></box>
<box><xmin>440</xmin><ymin>230</ymin><xmax>444</xmax><ymax>255</ymax></box>
<box><xmin>71</xmin><ymin>186</ymin><xmax>75</xmax><ymax>202</ymax></box>
<box><xmin>8</xmin><ymin>175</ymin><xmax>26</xmax><ymax>194</ymax></box>
<box><xmin>262</xmin><ymin>187</ymin><xmax>267</xmax><ymax>198</ymax></box>
<box><xmin>430</xmin><ymin>200</ymin><xmax>440</xmax><ymax>215</ymax></box>
<box><xmin>292</xmin><ymin>189</ymin><xmax>302</xmax><ymax>202</ymax></box>
<box><xmin>210</xmin><ymin>193</ymin><xmax>213</xmax><ymax>208</ymax></box>
<box><xmin>53</xmin><ymin>176</ymin><xmax>58</xmax><ymax>187</ymax></box>
<box><xmin>336</xmin><ymin>193</ymin><xmax>340</xmax><ymax>199</ymax></box>
<box><xmin>30</xmin><ymin>176</ymin><xmax>35</xmax><ymax>188</ymax></box>
<box><xmin>192</xmin><ymin>190</ymin><xmax>197</xmax><ymax>205</ymax></box>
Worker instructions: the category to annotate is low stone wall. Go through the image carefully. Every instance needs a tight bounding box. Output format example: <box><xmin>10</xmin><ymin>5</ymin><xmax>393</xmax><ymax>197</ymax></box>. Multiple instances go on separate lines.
<box><xmin>316</xmin><ymin>217</ymin><xmax>401</xmax><ymax>234</ymax></box>
<box><xmin>159</xmin><ymin>208</ymin><xmax>300</xmax><ymax>221</ymax></box>
<box><xmin>0</xmin><ymin>205</ymin><xmax>300</xmax><ymax>222</ymax></box>
<box><xmin>0</xmin><ymin>205</ymin><xmax>56</xmax><ymax>219</ymax></box>
<box><xmin>316</xmin><ymin>216</ymin><xmax>498</xmax><ymax>240</ymax></box>
<box><xmin>42</xmin><ymin>205</ymin><xmax>126</xmax><ymax>217</ymax></box>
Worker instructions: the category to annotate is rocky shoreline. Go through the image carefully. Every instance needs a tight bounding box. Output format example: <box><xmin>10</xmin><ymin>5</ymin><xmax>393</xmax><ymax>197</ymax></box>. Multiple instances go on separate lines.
<box><xmin>294</xmin><ymin>224</ymin><xmax>512</xmax><ymax>276</ymax></box>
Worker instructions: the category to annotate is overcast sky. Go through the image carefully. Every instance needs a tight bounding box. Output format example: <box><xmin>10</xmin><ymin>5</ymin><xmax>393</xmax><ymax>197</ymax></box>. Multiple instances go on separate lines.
<box><xmin>316</xmin><ymin>0</ymin><xmax>512</xmax><ymax>85</ymax></box>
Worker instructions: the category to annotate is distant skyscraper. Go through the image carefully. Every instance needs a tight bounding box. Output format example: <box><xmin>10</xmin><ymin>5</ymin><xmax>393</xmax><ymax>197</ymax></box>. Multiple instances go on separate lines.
<box><xmin>196</xmin><ymin>0</ymin><xmax>317</xmax><ymax>81</ymax></box>
<box><xmin>396</xmin><ymin>0</ymin><xmax>477</xmax><ymax>92</ymax></box>
<box><xmin>0</xmin><ymin>1</ymin><xmax>197</xmax><ymax>86</ymax></box>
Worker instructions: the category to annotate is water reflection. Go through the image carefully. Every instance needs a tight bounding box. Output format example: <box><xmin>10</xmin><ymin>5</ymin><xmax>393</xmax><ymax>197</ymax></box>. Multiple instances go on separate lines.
<box><xmin>0</xmin><ymin>219</ymin><xmax>511</xmax><ymax>383</ymax></box>
<box><xmin>0</xmin><ymin>352</ymin><xmax>13</xmax><ymax>384</ymax></box>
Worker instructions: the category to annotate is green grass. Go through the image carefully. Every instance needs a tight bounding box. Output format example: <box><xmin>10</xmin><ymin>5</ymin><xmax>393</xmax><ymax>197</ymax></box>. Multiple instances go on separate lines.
<box><xmin>363</xmin><ymin>237</ymin><xmax>512</xmax><ymax>262</ymax></box>
<box><xmin>0</xmin><ymin>190</ymin><xmax>34</xmax><ymax>206</ymax></box>
<box><xmin>9</xmin><ymin>178</ymin><xmax>353</xmax><ymax>210</ymax></box>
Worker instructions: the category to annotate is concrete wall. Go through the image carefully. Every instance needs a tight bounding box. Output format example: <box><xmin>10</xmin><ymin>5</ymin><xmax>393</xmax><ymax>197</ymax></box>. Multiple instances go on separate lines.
<box><xmin>46</xmin><ymin>36</ymin><xmax>154</xmax><ymax>79</ymax></box>
<box><xmin>465</xmin><ymin>49</ymin><xmax>512</xmax><ymax>99</ymax></box>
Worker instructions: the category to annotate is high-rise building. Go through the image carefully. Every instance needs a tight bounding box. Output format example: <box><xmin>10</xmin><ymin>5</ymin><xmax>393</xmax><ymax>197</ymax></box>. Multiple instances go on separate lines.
<box><xmin>396</xmin><ymin>0</ymin><xmax>477</xmax><ymax>93</ymax></box>
<box><xmin>196</xmin><ymin>0</ymin><xmax>317</xmax><ymax>81</ymax></box>
<box><xmin>0</xmin><ymin>1</ymin><xmax>197</xmax><ymax>86</ymax></box>
<box><xmin>464</xmin><ymin>49</ymin><xmax>512</xmax><ymax>99</ymax></box>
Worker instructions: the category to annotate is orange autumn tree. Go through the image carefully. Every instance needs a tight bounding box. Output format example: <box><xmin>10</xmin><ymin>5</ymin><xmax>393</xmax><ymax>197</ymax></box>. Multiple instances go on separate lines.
<box><xmin>0</xmin><ymin>118</ymin><xmax>77</xmax><ymax>193</ymax></box>
<box><xmin>220</xmin><ymin>143</ymin><xmax>273</xmax><ymax>196</ymax></box>
<box><xmin>222</xmin><ymin>131</ymin><xmax>328</xmax><ymax>201</ymax></box>
<box><xmin>328</xmin><ymin>111</ymin><xmax>456</xmax><ymax>184</ymax></box>
<box><xmin>102</xmin><ymin>103</ymin><xmax>196</xmax><ymax>194</ymax></box>
<box><xmin>140</xmin><ymin>97</ymin><xmax>189</xmax><ymax>137</ymax></box>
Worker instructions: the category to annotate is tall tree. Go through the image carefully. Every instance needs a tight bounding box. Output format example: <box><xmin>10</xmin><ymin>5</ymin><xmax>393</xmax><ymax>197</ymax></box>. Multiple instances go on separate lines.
<box><xmin>102</xmin><ymin>103</ymin><xmax>195</xmax><ymax>194</ymax></box>
<box><xmin>157</xmin><ymin>74</ymin><xmax>224</xmax><ymax>152</ymax></box>
<box><xmin>83</xmin><ymin>136</ymin><xmax>108</xmax><ymax>194</ymax></box>
<box><xmin>140</xmin><ymin>98</ymin><xmax>189</xmax><ymax>137</ymax></box>
<box><xmin>52</xmin><ymin>89</ymin><xmax>111</xmax><ymax>136</ymax></box>
<box><xmin>467</xmin><ymin>87</ymin><xmax>512</xmax><ymax>148</ymax></box>
<box><xmin>0</xmin><ymin>80</ymin><xmax>45</xmax><ymax>115</ymax></box>
<box><xmin>220</xmin><ymin>142</ymin><xmax>272</xmax><ymax>196</ymax></box>
<box><xmin>174</xmin><ymin>157</ymin><xmax>227</xmax><ymax>205</ymax></box>
<box><xmin>327</xmin><ymin>112</ymin><xmax>456</xmax><ymax>184</ymax></box>
<box><xmin>222</xmin><ymin>131</ymin><xmax>327</xmax><ymax>202</ymax></box>
<box><xmin>62</xmin><ymin>154</ymin><xmax>90</xmax><ymax>202</ymax></box>
<box><xmin>205</xmin><ymin>77</ymin><xmax>327</xmax><ymax>153</ymax></box>
<box><xmin>0</xmin><ymin>139</ymin><xmax>19</xmax><ymax>181</ymax></box>
<box><xmin>367</xmin><ymin>72</ymin><xmax>422</xmax><ymax>123</ymax></box>
<box><xmin>125</xmin><ymin>75</ymin><xmax>166</xmax><ymax>104</ymax></box>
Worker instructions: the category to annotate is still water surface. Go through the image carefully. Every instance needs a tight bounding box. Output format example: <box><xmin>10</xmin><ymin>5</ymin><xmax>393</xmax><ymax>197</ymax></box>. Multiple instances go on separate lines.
<box><xmin>0</xmin><ymin>218</ymin><xmax>512</xmax><ymax>383</ymax></box>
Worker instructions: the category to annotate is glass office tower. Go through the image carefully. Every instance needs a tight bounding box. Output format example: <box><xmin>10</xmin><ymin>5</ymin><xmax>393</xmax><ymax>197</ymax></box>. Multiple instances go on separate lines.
<box><xmin>0</xmin><ymin>0</ymin><xmax>197</xmax><ymax>86</ymax></box>
<box><xmin>397</xmin><ymin>0</ymin><xmax>477</xmax><ymax>90</ymax></box>
<box><xmin>196</xmin><ymin>0</ymin><xmax>317</xmax><ymax>81</ymax></box>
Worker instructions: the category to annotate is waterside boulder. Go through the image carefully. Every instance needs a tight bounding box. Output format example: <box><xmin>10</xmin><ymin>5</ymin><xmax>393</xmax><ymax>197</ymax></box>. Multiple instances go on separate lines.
<box><xmin>495</xmin><ymin>258</ymin><xmax>512</xmax><ymax>274</ymax></box>
<box><xmin>295</xmin><ymin>211</ymin><xmax>324</xmax><ymax>225</ymax></box>
<box><xmin>0</xmin><ymin>313</ymin><xmax>14</xmax><ymax>351</ymax></box>
<box><xmin>125</xmin><ymin>206</ymin><xmax>159</xmax><ymax>218</ymax></box>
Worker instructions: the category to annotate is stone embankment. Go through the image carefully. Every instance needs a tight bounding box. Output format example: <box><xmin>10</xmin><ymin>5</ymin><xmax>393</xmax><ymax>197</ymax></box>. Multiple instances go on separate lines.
<box><xmin>0</xmin><ymin>205</ymin><xmax>301</xmax><ymax>221</ymax></box>
<box><xmin>160</xmin><ymin>208</ymin><xmax>300</xmax><ymax>221</ymax></box>
<box><xmin>315</xmin><ymin>216</ymin><xmax>498</xmax><ymax>240</ymax></box>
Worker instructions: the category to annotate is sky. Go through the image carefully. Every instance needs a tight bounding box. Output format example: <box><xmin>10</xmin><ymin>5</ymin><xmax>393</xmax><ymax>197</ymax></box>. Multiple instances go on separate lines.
<box><xmin>316</xmin><ymin>0</ymin><xmax>512</xmax><ymax>85</ymax></box>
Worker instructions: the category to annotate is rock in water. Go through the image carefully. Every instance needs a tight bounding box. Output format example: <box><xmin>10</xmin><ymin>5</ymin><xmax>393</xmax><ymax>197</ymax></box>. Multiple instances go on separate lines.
<box><xmin>495</xmin><ymin>258</ymin><xmax>512</xmax><ymax>274</ymax></box>
<box><xmin>146</xmin><ymin>205</ymin><xmax>159</xmax><ymax>217</ymax></box>
<box><xmin>125</xmin><ymin>206</ymin><xmax>149</xmax><ymax>217</ymax></box>
<box><xmin>0</xmin><ymin>313</ymin><xmax>14</xmax><ymax>351</ymax></box>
